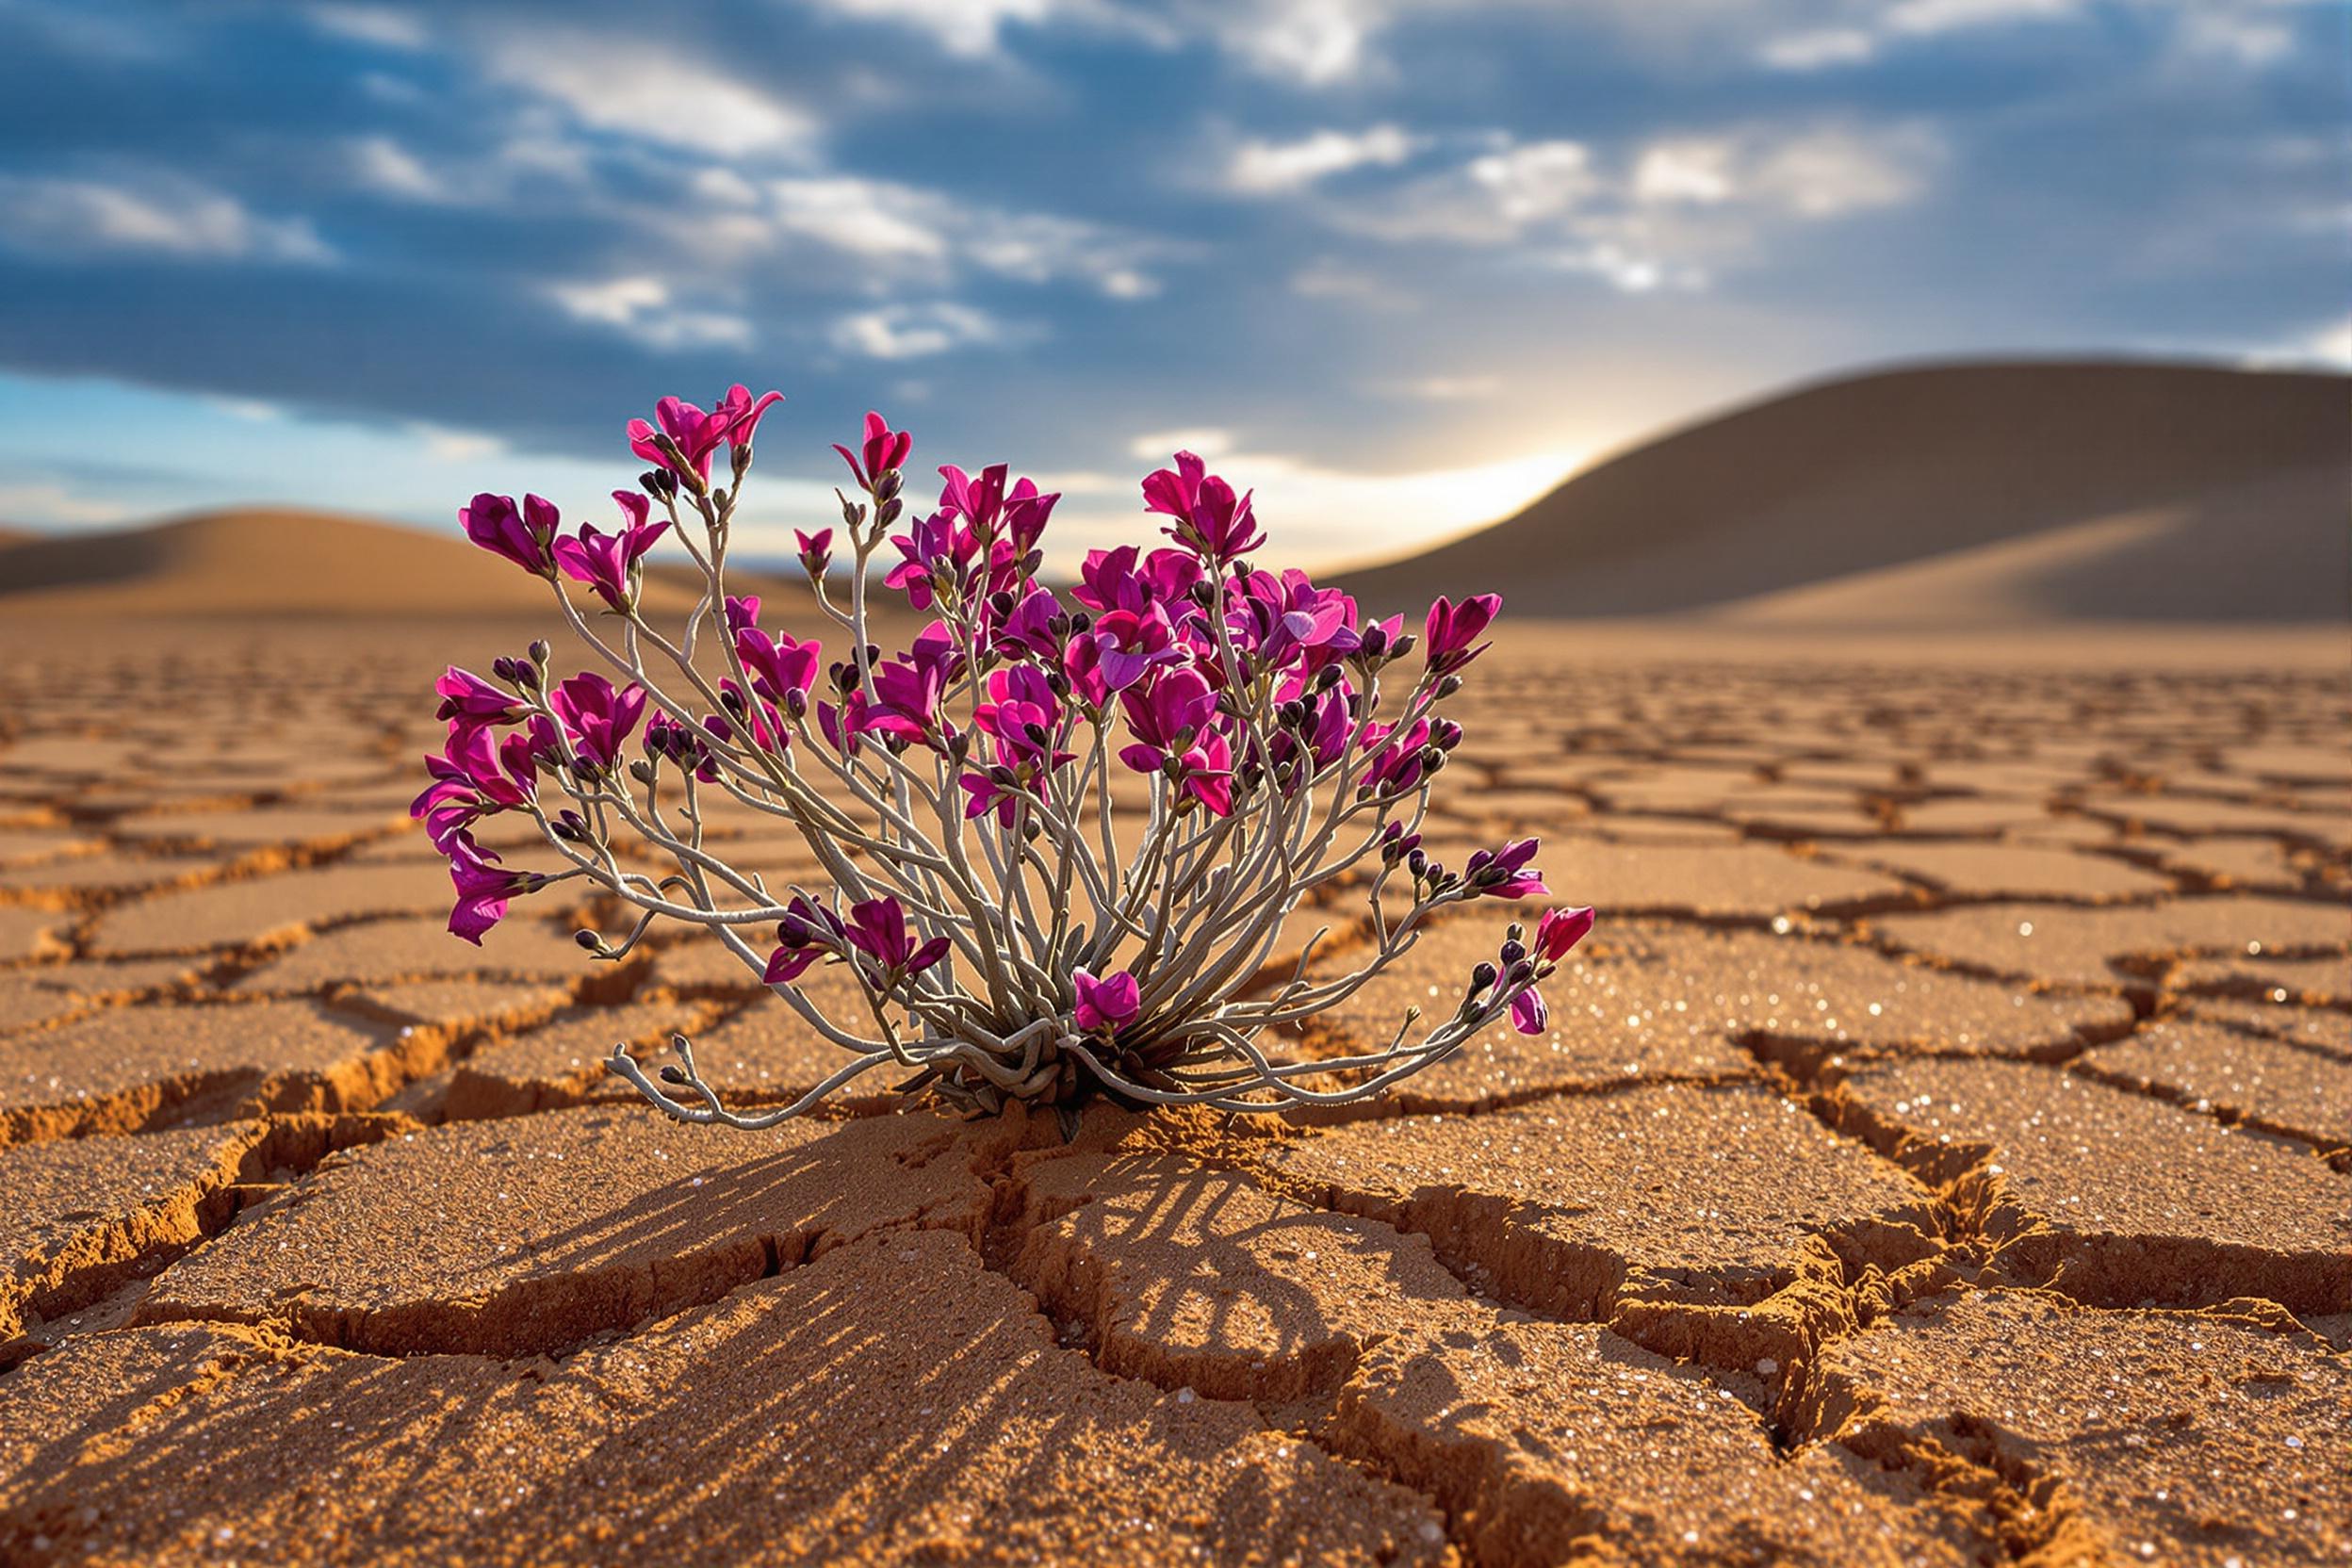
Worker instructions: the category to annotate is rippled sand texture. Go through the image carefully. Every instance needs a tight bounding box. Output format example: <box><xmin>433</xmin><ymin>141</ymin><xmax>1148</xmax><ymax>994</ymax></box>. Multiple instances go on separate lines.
<box><xmin>0</xmin><ymin>620</ymin><xmax>2344</xmax><ymax>1567</ymax></box>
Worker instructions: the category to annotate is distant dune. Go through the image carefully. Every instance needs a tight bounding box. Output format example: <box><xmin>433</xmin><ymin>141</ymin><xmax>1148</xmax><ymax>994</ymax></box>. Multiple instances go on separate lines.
<box><xmin>0</xmin><ymin>507</ymin><xmax>707</xmax><ymax>618</ymax></box>
<box><xmin>1339</xmin><ymin>360</ymin><xmax>2349</xmax><ymax>625</ymax></box>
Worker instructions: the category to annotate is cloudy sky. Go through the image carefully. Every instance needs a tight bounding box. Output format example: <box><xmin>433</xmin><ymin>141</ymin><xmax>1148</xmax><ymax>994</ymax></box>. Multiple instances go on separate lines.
<box><xmin>0</xmin><ymin>0</ymin><xmax>2341</xmax><ymax>566</ymax></box>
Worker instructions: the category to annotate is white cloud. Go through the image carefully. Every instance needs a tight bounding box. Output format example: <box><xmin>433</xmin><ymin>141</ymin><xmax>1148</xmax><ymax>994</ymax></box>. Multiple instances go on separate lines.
<box><xmin>1469</xmin><ymin>140</ymin><xmax>1599</xmax><ymax>226</ymax></box>
<box><xmin>486</xmin><ymin>33</ymin><xmax>816</xmax><ymax>158</ymax></box>
<box><xmin>1745</xmin><ymin>124</ymin><xmax>1940</xmax><ymax>217</ymax></box>
<box><xmin>1380</xmin><ymin>375</ymin><xmax>1501</xmax><ymax>401</ymax></box>
<box><xmin>830</xmin><ymin>302</ymin><xmax>1012</xmax><ymax>359</ymax></box>
<box><xmin>1225</xmin><ymin>125</ymin><xmax>1417</xmax><ymax>195</ymax></box>
<box><xmin>1310</xmin><ymin>120</ymin><xmax>1939</xmax><ymax>292</ymax></box>
<box><xmin>1289</xmin><ymin>260</ymin><xmax>1412</xmax><ymax>308</ymax></box>
<box><xmin>407</xmin><ymin>423</ymin><xmax>508</xmax><ymax>463</ymax></box>
<box><xmin>2174</xmin><ymin>8</ymin><xmax>2295</xmax><ymax>66</ymax></box>
<box><xmin>303</xmin><ymin>3</ymin><xmax>431</xmax><ymax>50</ymax></box>
<box><xmin>1758</xmin><ymin>27</ymin><xmax>1877</xmax><ymax>71</ymax></box>
<box><xmin>1099</xmin><ymin>268</ymin><xmax>1161</xmax><ymax>299</ymax></box>
<box><xmin>0</xmin><ymin>482</ymin><xmax>135</xmax><ymax>529</ymax></box>
<box><xmin>204</xmin><ymin>396</ymin><xmax>284</xmax><ymax>422</ymax></box>
<box><xmin>546</xmin><ymin>276</ymin><xmax>757</xmax><ymax>351</ymax></box>
<box><xmin>348</xmin><ymin>135</ymin><xmax>449</xmax><ymax>202</ymax></box>
<box><xmin>0</xmin><ymin>175</ymin><xmax>334</xmax><ymax>264</ymax></box>
<box><xmin>1210</xmin><ymin>0</ymin><xmax>1382</xmax><ymax>86</ymax></box>
<box><xmin>1128</xmin><ymin>429</ymin><xmax>1236</xmax><ymax>459</ymax></box>
<box><xmin>1631</xmin><ymin>139</ymin><xmax>1738</xmax><ymax>204</ymax></box>
<box><xmin>727</xmin><ymin>174</ymin><xmax>1172</xmax><ymax>299</ymax></box>
<box><xmin>768</xmin><ymin>178</ymin><xmax>951</xmax><ymax>262</ymax></box>
<box><xmin>804</xmin><ymin>0</ymin><xmax>1060</xmax><ymax>56</ymax></box>
<box><xmin>1884</xmin><ymin>0</ymin><xmax>2076</xmax><ymax>35</ymax></box>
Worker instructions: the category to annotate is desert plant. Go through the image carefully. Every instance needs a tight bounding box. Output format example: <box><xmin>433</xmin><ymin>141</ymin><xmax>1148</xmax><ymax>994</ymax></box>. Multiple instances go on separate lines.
<box><xmin>416</xmin><ymin>385</ymin><xmax>1592</xmax><ymax>1134</ymax></box>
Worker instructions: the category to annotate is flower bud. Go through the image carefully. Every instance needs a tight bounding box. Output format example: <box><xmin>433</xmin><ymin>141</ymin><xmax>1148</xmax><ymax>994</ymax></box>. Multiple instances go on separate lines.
<box><xmin>1315</xmin><ymin>663</ymin><xmax>1343</xmax><ymax>692</ymax></box>
<box><xmin>784</xmin><ymin>688</ymin><xmax>808</xmax><ymax>719</ymax></box>
<box><xmin>660</xmin><ymin>1063</ymin><xmax>689</xmax><ymax>1086</ymax></box>
<box><xmin>1069</xmin><ymin>611</ymin><xmax>1093</xmax><ymax>636</ymax></box>
<box><xmin>1361</xmin><ymin>624</ymin><xmax>1388</xmax><ymax>658</ymax></box>
<box><xmin>1469</xmin><ymin>961</ymin><xmax>1497</xmax><ymax>993</ymax></box>
<box><xmin>1387</xmin><ymin>632</ymin><xmax>1417</xmax><ymax>662</ymax></box>
<box><xmin>1437</xmin><ymin>675</ymin><xmax>1463</xmax><ymax>699</ymax></box>
<box><xmin>629</xmin><ymin>760</ymin><xmax>657</xmax><ymax>786</ymax></box>
<box><xmin>1500</xmin><ymin>939</ymin><xmax>1527</xmax><ymax>967</ymax></box>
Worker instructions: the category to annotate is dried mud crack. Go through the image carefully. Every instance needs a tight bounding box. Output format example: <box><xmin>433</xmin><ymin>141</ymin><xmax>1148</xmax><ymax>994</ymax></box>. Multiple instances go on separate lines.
<box><xmin>0</xmin><ymin>622</ymin><xmax>2345</xmax><ymax>1565</ymax></box>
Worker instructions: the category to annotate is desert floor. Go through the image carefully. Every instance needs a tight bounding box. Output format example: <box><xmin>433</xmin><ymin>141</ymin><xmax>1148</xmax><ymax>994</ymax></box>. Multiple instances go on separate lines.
<box><xmin>0</xmin><ymin>618</ymin><xmax>2344</xmax><ymax>1566</ymax></box>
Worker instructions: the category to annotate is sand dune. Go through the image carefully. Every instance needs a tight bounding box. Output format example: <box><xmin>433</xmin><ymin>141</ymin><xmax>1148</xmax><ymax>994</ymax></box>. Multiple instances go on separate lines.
<box><xmin>0</xmin><ymin>507</ymin><xmax>706</xmax><ymax>618</ymax></box>
<box><xmin>1339</xmin><ymin>360</ymin><xmax>2348</xmax><ymax>624</ymax></box>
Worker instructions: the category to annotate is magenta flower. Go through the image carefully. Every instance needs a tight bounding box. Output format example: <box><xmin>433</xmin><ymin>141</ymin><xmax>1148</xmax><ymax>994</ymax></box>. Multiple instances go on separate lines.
<box><xmin>867</xmin><ymin>624</ymin><xmax>960</xmax><ymax>744</ymax></box>
<box><xmin>937</xmin><ymin>464</ymin><xmax>1007</xmax><ymax>541</ymax></box>
<box><xmin>1510</xmin><ymin>987</ymin><xmax>1550</xmax><ymax>1036</ymax></box>
<box><xmin>1071</xmin><ymin>544</ymin><xmax>1204</xmax><ymax>619</ymax></box>
<box><xmin>1119</xmin><ymin>666</ymin><xmax>1218</xmax><ymax>767</ymax></box>
<box><xmin>763</xmin><ymin>895</ymin><xmax>846</xmax><ymax>985</ymax></box>
<box><xmin>434</xmin><ymin>665</ymin><xmax>528</xmax><ymax>735</ymax></box>
<box><xmin>628</xmin><ymin>385</ymin><xmax>784</xmax><ymax>480</ymax></box>
<box><xmin>461</xmin><ymin>493</ymin><xmax>559</xmax><ymax>576</ymax></box>
<box><xmin>555</xmin><ymin>492</ymin><xmax>673</xmax><ymax>613</ymax></box>
<box><xmin>1361</xmin><ymin>718</ymin><xmax>1433</xmax><ymax>796</ymax></box>
<box><xmin>1236</xmin><ymin>569</ymin><xmax>1361</xmax><ymax>673</ymax></box>
<box><xmin>1535</xmin><ymin>906</ymin><xmax>1595</xmax><ymax>962</ymax></box>
<box><xmin>1175</xmin><ymin>728</ymin><xmax>1234</xmax><ymax>816</ymax></box>
<box><xmin>883</xmin><ymin>510</ymin><xmax>970</xmax><ymax>612</ymax></box>
<box><xmin>1003</xmin><ymin>478</ymin><xmax>1058</xmax><ymax>554</ymax></box>
<box><xmin>795</xmin><ymin>529</ymin><xmax>833</xmax><ymax>577</ymax></box>
<box><xmin>996</xmin><ymin>586</ymin><xmax>1062</xmax><ymax>662</ymax></box>
<box><xmin>1468</xmin><ymin>839</ymin><xmax>1547</xmax><ymax>899</ymax></box>
<box><xmin>734</xmin><ymin>624</ymin><xmax>822</xmax><ymax>705</ymax></box>
<box><xmin>965</xmin><ymin>664</ymin><xmax>1075</xmax><ymax>822</ymax></box>
<box><xmin>1424</xmin><ymin>594</ymin><xmax>1501</xmax><ymax>678</ymax></box>
<box><xmin>842</xmin><ymin>896</ymin><xmax>951</xmax><ymax>980</ymax></box>
<box><xmin>445</xmin><ymin>830</ymin><xmax>533</xmax><ymax>945</ymax></box>
<box><xmin>413</xmin><ymin>718</ymin><xmax>547</xmax><ymax>851</ymax></box>
<box><xmin>1143</xmin><ymin>451</ymin><xmax>1266</xmax><ymax>563</ymax></box>
<box><xmin>1083</xmin><ymin>606</ymin><xmax>1185</xmax><ymax>694</ymax></box>
<box><xmin>832</xmin><ymin>411</ymin><xmax>911</xmax><ymax>492</ymax></box>
<box><xmin>550</xmin><ymin>672</ymin><xmax>647</xmax><ymax>769</ymax></box>
<box><xmin>1072</xmin><ymin>968</ymin><xmax>1140</xmax><ymax>1034</ymax></box>
<box><xmin>725</xmin><ymin>595</ymin><xmax>762</xmax><ymax>635</ymax></box>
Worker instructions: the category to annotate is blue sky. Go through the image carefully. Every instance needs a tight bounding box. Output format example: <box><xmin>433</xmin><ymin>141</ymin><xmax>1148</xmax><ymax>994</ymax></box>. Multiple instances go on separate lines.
<box><xmin>0</xmin><ymin>0</ymin><xmax>2342</xmax><ymax>567</ymax></box>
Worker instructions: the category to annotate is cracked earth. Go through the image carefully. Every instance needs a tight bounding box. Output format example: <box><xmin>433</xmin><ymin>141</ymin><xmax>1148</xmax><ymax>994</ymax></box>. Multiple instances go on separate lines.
<box><xmin>0</xmin><ymin>622</ymin><xmax>2344</xmax><ymax>1566</ymax></box>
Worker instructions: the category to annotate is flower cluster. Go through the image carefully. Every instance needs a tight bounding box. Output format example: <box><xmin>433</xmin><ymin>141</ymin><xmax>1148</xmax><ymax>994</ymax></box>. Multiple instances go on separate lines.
<box><xmin>416</xmin><ymin>383</ymin><xmax>1591</xmax><ymax>1130</ymax></box>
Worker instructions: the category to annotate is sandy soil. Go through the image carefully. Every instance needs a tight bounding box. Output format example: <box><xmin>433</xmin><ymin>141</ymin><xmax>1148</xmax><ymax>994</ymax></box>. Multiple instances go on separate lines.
<box><xmin>0</xmin><ymin>617</ymin><xmax>2344</xmax><ymax>1567</ymax></box>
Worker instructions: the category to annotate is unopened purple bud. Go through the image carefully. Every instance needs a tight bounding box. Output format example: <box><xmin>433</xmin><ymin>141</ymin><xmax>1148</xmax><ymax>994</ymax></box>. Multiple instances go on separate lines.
<box><xmin>1500</xmin><ymin>939</ymin><xmax>1527</xmax><ymax>966</ymax></box>
<box><xmin>1387</xmin><ymin>632</ymin><xmax>1417</xmax><ymax>662</ymax></box>
<box><xmin>1361</xmin><ymin>624</ymin><xmax>1388</xmax><ymax>658</ymax></box>
<box><xmin>1469</xmin><ymin>961</ymin><xmax>1497</xmax><ymax>993</ymax></box>
<box><xmin>1436</xmin><ymin>675</ymin><xmax>1463</xmax><ymax>699</ymax></box>
<box><xmin>1069</xmin><ymin>611</ymin><xmax>1093</xmax><ymax>636</ymax></box>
